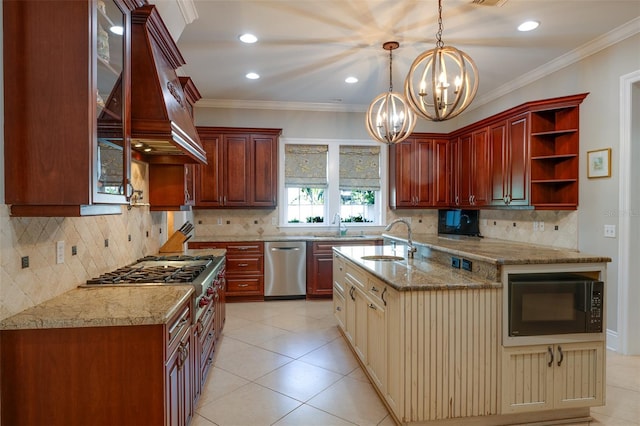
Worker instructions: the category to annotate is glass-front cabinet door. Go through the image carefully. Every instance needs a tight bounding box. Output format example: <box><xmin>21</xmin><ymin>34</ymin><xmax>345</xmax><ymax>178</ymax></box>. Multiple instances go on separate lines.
<box><xmin>94</xmin><ymin>0</ymin><xmax>131</xmax><ymax>203</ymax></box>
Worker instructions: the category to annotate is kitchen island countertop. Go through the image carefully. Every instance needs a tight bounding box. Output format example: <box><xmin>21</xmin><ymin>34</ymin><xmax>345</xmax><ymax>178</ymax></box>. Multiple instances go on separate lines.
<box><xmin>334</xmin><ymin>244</ymin><xmax>500</xmax><ymax>291</ymax></box>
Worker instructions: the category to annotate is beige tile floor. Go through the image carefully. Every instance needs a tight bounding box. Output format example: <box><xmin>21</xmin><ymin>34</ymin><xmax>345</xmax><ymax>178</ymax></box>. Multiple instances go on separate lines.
<box><xmin>192</xmin><ymin>300</ymin><xmax>640</xmax><ymax>426</ymax></box>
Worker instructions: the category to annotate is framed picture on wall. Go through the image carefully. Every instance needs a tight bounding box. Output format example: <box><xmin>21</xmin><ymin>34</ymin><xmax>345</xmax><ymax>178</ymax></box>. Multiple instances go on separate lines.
<box><xmin>587</xmin><ymin>148</ymin><xmax>611</xmax><ymax>178</ymax></box>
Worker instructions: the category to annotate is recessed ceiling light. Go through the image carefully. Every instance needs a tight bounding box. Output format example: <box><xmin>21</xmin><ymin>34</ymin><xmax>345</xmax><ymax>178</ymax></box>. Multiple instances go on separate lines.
<box><xmin>110</xmin><ymin>25</ymin><xmax>124</xmax><ymax>35</ymax></box>
<box><xmin>239</xmin><ymin>33</ymin><xmax>258</xmax><ymax>44</ymax></box>
<box><xmin>246</xmin><ymin>72</ymin><xmax>260</xmax><ymax>80</ymax></box>
<box><xmin>345</xmin><ymin>76</ymin><xmax>358</xmax><ymax>84</ymax></box>
<box><xmin>518</xmin><ymin>20</ymin><xmax>540</xmax><ymax>32</ymax></box>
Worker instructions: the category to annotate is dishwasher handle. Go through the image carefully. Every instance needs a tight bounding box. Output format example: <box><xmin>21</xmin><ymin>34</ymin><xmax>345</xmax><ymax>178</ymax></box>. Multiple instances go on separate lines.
<box><xmin>270</xmin><ymin>247</ymin><xmax>301</xmax><ymax>251</ymax></box>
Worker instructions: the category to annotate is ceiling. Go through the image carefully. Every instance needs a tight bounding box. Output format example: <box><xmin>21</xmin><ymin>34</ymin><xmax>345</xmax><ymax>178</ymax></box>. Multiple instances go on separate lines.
<box><xmin>174</xmin><ymin>0</ymin><xmax>640</xmax><ymax>112</ymax></box>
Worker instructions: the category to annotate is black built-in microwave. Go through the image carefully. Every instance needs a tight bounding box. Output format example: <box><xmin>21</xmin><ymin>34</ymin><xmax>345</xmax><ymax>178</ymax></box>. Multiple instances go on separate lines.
<box><xmin>508</xmin><ymin>273</ymin><xmax>603</xmax><ymax>336</ymax></box>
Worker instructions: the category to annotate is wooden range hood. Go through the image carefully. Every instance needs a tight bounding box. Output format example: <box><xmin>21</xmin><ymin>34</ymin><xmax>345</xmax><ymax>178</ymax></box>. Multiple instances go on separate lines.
<box><xmin>130</xmin><ymin>5</ymin><xmax>206</xmax><ymax>164</ymax></box>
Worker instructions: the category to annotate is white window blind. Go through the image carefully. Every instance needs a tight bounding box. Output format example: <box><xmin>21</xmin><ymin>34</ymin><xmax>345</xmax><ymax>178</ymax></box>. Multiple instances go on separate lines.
<box><xmin>284</xmin><ymin>144</ymin><xmax>328</xmax><ymax>188</ymax></box>
<box><xmin>339</xmin><ymin>145</ymin><xmax>381</xmax><ymax>190</ymax></box>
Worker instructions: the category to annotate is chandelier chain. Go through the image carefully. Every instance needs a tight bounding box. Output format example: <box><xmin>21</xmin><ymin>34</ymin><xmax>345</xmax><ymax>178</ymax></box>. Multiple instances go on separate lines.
<box><xmin>436</xmin><ymin>0</ymin><xmax>444</xmax><ymax>48</ymax></box>
<box><xmin>388</xmin><ymin>47</ymin><xmax>393</xmax><ymax>92</ymax></box>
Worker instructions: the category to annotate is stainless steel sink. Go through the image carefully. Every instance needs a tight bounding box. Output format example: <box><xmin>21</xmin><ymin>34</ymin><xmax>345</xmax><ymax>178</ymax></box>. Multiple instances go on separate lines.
<box><xmin>361</xmin><ymin>255</ymin><xmax>404</xmax><ymax>261</ymax></box>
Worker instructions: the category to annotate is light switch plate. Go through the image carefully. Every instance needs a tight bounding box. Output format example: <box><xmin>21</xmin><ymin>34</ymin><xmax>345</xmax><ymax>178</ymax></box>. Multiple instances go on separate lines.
<box><xmin>604</xmin><ymin>224</ymin><xmax>616</xmax><ymax>238</ymax></box>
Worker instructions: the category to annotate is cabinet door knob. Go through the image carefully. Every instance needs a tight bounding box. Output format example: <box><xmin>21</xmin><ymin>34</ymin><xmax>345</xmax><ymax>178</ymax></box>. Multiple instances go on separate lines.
<box><xmin>370</xmin><ymin>286</ymin><xmax>379</xmax><ymax>293</ymax></box>
<box><xmin>368</xmin><ymin>303</ymin><xmax>377</xmax><ymax>310</ymax></box>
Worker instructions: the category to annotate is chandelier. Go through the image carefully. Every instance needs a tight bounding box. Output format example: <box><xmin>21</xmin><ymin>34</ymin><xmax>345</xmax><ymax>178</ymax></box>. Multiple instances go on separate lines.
<box><xmin>365</xmin><ymin>41</ymin><xmax>416</xmax><ymax>144</ymax></box>
<box><xmin>404</xmin><ymin>0</ymin><xmax>478</xmax><ymax>121</ymax></box>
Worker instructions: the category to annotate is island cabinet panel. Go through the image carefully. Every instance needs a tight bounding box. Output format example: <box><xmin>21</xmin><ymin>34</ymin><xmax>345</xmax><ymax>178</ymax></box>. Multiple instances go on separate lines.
<box><xmin>502</xmin><ymin>342</ymin><xmax>604</xmax><ymax>413</ymax></box>
<box><xmin>0</xmin><ymin>298</ymin><xmax>193</xmax><ymax>426</ymax></box>
<box><xmin>401</xmin><ymin>288</ymin><xmax>501</xmax><ymax>422</ymax></box>
<box><xmin>195</xmin><ymin>127</ymin><xmax>281</xmax><ymax>208</ymax></box>
<box><xmin>333</xmin><ymin>253</ymin><xmax>501</xmax><ymax>424</ymax></box>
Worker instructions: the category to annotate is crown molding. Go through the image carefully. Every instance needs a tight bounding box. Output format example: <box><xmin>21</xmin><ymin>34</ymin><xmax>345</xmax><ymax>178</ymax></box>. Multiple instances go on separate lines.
<box><xmin>196</xmin><ymin>98</ymin><xmax>368</xmax><ymax>113</ymax></box>
<box><xmin>197</xmin><ymin>17</ymin><xmax>640</xmax><ymax>113</ymax></box>
<box><xmin>471</xmin><ymin>16</ymin><xmax>640</xmax><ymax>109</ymax></box>
<box><xmin>176</xmin><ymin>0</ymin><xmax>198</xmax><ymax>25</ymax></box>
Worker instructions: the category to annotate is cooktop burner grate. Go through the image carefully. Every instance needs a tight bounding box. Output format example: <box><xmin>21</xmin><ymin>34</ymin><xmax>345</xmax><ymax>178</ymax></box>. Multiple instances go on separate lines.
<box><xmin>86</xmin><ymin>264</ymin><xmax>208</xmax><ymax>284</ymax></box>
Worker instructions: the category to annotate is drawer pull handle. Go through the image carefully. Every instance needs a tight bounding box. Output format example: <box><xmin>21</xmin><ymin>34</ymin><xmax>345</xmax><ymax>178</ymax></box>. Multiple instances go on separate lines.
<box><xmin>238</xmin><ymin>284</ymin><xmax>249</xmax><ymax>287</ymax></box>
<box><xmin>368</xmin><ymin>303</ymin><xmax>377</xmax><ymax>310</ymax></box>
<box><xmin>238</xmin><ymin>263</ymin><xmax>249</xmax><ymax>267</ymax></box>
<box><xmin>381</xmin><ymin>287</ymin><xmax>387</xmax><ymax>306</ymax></box>
<box><xmin>371</xmin><ymin>286</ymin><xmax>379</xmax><ymax>293</ymax></box>
<box><xmin>169</xmin><ymin>318</ymin><xmax>188</xmax><ymax>336</ymax></box>
<box><xmin>547</xmin><ymin>346</ymin><xmax>554</xmax><ymax>367</ymax></box>
<box><xmin>557</xmin><ymin>346</ymin><xmax>564</xmax><ymax>367</ymax></box>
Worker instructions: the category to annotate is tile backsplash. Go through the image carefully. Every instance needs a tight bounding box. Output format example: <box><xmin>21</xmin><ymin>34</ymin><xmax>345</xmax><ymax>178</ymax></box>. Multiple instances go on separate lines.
<box><xmin>194</xmin><ymin>208</ymin><xmax>578</xmax><ymax>249</ymax></box>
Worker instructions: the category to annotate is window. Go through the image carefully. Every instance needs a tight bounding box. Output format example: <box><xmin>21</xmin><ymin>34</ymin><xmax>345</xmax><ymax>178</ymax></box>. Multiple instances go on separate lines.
<box><xmin>281</xmin><ymin>140</ymin><xmax>386</xmax><ymax>227</ymax></box>
<box><xmin>284</xmin><ymin>144</ymin><xmax>328</xmax><ymax>224</ymax></box>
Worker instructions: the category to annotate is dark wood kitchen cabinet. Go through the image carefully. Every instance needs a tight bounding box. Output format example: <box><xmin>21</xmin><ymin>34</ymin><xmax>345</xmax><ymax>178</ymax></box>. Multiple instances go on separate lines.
<box><xmin>389</xmin><ymin>135</ymin><xmax>449</xmax><ymax>208</ymax></box>
<box><xmin>489</xmin><ymin>114</ymin><xmax>530</xmax><ymax>207</ymax></box>
<box><xmin>189</xmin><ymin>241</ymin><xmax>265</xmax><ymax>301</ymax></box>
<box><xmin>3</xmin><ymin>0</ymin><xmax>140</xmax><ymax>217</ymax></box>
<box><xmin>195</xmin><ymin>127</ymin><xmax>281</xmax><ymax>208</ymax></box>
<box><xmin>456</xmin><ymin>128</ymin><xmax>490</xmax><ymax>207</ymax></box>
<box><xmin>0</xmin><ymin>297</ymin><xmax>193</xmax><ymax>426</ymax></box>
<box><xmin>306</xmin><ymin>239</ymin><xmax>382</xmax><ymax>298</ymax></box>
<box><xmin>529</xmin><ymin>95</ymin><xmax>586</xmax><ymax>209</ymax></box>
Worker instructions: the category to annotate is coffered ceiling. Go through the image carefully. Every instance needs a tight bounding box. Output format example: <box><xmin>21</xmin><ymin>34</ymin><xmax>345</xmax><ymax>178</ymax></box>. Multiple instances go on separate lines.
<box><xmin>172</xmin><ymin>0</ymin><xmax>640</xmax><ymax>111</ymax></box>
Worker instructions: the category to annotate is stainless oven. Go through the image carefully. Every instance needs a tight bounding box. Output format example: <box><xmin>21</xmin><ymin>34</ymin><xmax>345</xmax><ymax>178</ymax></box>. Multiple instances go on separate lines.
<box><xmin>508</xmin><ymin>273</ymin><xmax>603</xmax><ymax>338</ymax></box>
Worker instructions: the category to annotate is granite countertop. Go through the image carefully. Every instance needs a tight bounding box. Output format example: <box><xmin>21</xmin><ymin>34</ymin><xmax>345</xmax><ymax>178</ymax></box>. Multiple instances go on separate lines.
<box><xmin>334</xmin><ymin>245</ymin><xmax>500</xmax><ymax>291</ymax></box>
<box><xmin>189</xmin><ymin>235</ymin><xmax>383</xmax><ymax>243</ymax></box>
<box><xmin>0</xmin><ymin>286</ymin><xmax>194</xmax><ymax>331</ymax></box>
<box><xmin>384</xmin><ymin>233</ymin><xmax>612</xmax><ymax>265</ymax></box>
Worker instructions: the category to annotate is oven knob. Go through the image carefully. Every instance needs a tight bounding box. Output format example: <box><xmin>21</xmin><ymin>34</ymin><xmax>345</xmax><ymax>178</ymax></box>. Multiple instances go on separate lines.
<box><xmin>207</xmin><ymin>287</ymin><xmax>214</xmax><ymax>295</ymax></box>
<box><xmin>199</xmin><ymin>297</ymin><xmax>210</xmax><ymax>307</ymax></box>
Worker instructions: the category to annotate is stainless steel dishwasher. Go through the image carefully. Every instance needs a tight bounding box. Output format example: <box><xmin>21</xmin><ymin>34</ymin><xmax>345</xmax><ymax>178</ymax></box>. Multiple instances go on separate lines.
<box><xmin>264</xmin><ymin>241</ymin><xmax>306</xmax><ymax>299</ymax></box>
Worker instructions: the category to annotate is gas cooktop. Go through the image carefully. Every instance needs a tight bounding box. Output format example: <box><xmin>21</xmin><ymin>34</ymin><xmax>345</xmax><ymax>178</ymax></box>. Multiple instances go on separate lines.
<box><xmin>84</xmin><ymin>254</ymin><xmax>224</xmax><ymax>295</ymax></box>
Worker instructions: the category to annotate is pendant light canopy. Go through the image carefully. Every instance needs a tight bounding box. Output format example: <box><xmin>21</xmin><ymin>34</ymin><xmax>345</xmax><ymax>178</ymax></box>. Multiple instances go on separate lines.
<box><xmin>404</xmin><ymin>0</ymin><xmax>479</xmax><ymax>121</ymax></box>
<box><xmin>366</xmin><ymin>41</ymin><xmax>417</xmax><ymax>145</ymax></box>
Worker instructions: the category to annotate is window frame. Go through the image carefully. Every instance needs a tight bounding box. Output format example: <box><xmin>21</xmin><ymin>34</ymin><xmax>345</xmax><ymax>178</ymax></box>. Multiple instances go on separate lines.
<box><xmin>278</xmin><ymin>138</ymin><xmax>388</xmax><ymax>230</ymax></box>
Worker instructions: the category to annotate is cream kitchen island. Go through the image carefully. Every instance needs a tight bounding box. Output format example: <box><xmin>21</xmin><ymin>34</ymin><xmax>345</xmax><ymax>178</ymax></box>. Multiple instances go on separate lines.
<box><xmin>333</xmin><ymin>236</ymin><xmax>610</xmax><ymax>426</ymax></box>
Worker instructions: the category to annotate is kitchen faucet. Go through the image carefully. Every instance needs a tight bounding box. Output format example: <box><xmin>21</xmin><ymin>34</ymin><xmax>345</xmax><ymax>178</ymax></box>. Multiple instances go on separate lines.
<box><xmin>332</xmin><ymin>213</ymin><xmax>347</xmax><ymax>236</ymax></box>
<box><xmin>384</xmin><ymin>218</ymin><xmax>417</xmax><ymax>258</ymax></box>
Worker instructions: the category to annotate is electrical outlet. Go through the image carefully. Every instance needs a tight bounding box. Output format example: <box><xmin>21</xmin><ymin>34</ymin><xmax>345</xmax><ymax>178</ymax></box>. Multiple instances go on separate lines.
<box><xmin>271</xmin><ymin>217</ymin><xmax>277</xmax><ymax>226</ymax></box>
<box><xmin>462</xmin><ymin>259</ymin><xmax>473</xmax><ymax>272</ymax></box>
<box><xmin>451</xmin><ymin>257</ymin><xmax>461</xmax><ymax>268</ymax></box>
<box><xmin>217</xmin><ymin>218</ymin><xmax>222</xmax><ymax>225</ymax></box>
<box><xmin>71</xmin><ymin>246</ymin><xmax>77</xmax><ymax>256</ymax></box>
<box><xmin>21</xmin><ymin>256</ymin><xmax>29</xmax><ymax>269</ymax></box>
<box><xmin>56</xmin><ymin>241</ymin><xmax>64</xmax><ymax>264</ymax></box>
<box><xmin>539</xmin><ymin>221</ymin><xmax>545</xmax><ymax>232</ymax></box>
<box><xmin>604</xmin><ymin>224</ymin><xmax>616</xmax><ymax>238</ymax></box>
<box><xmin>104</xmin><ymin>239</ymin><xmax>109</xmax><ymax>248</ymax></box>
<box><xmin>533</xmin><ymin>221</ymin><xmax>539</xmax><ymax>231</ymax></box>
